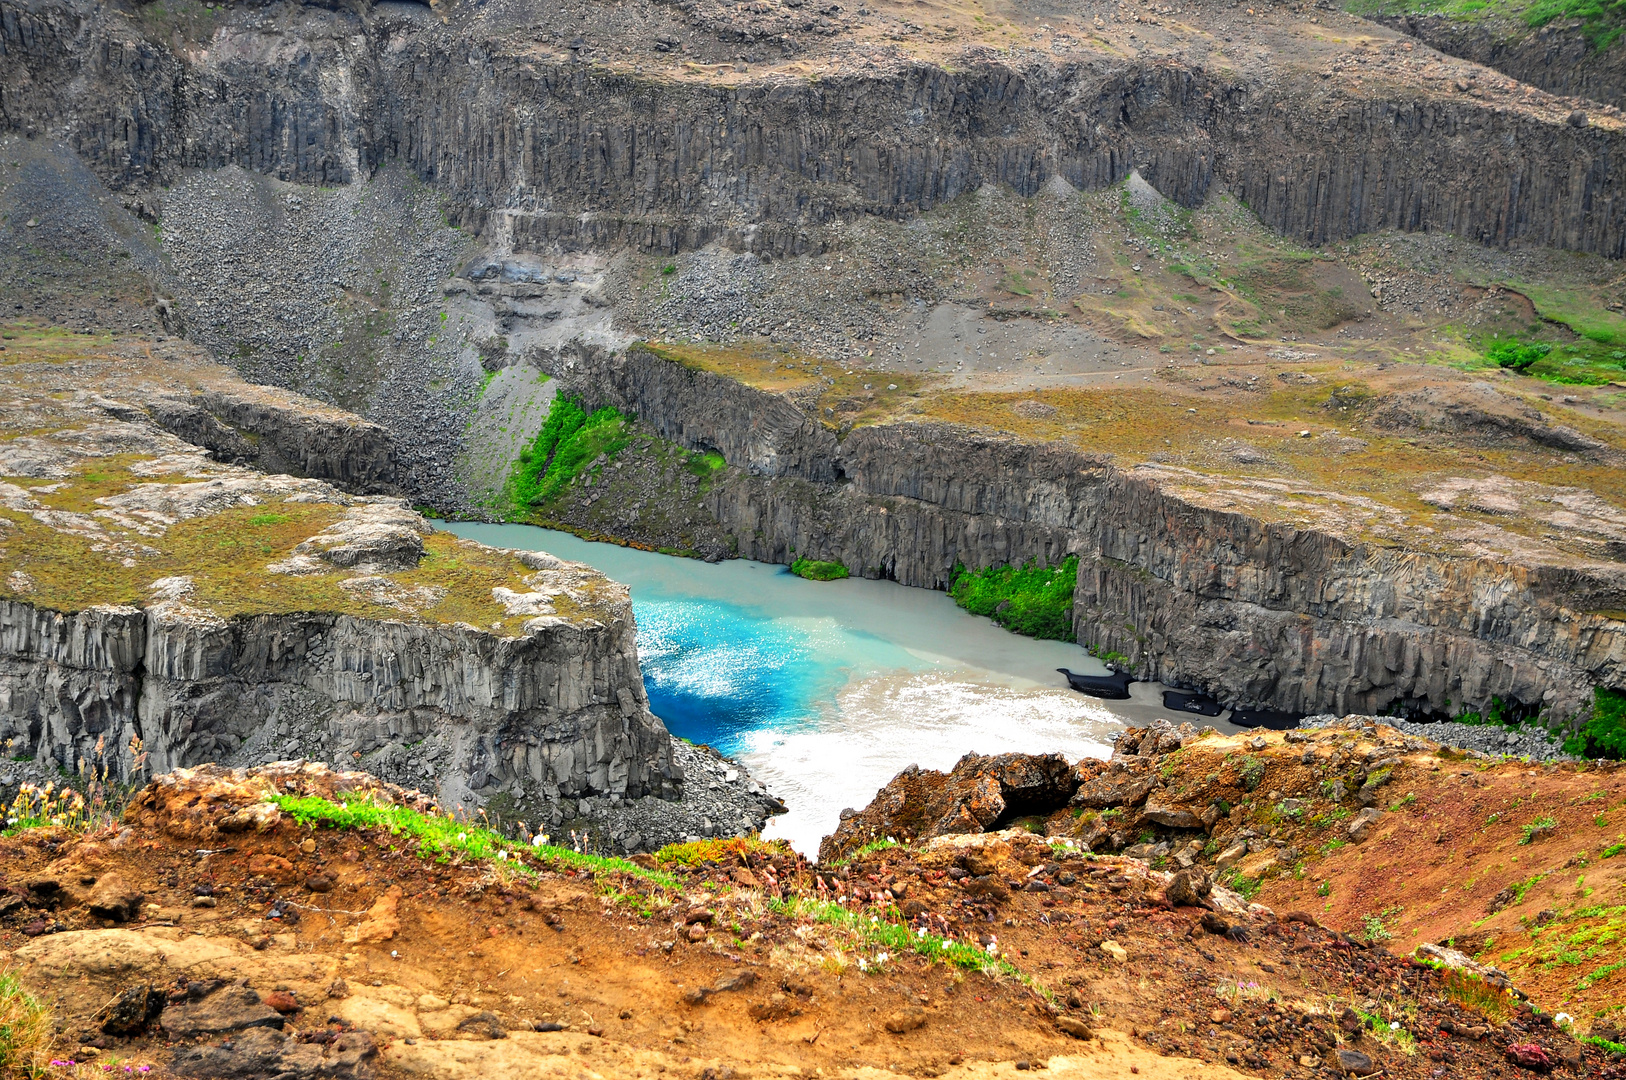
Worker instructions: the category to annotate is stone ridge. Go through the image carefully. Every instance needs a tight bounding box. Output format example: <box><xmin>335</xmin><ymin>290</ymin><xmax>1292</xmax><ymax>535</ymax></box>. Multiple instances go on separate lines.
<box><xmin>559</xmin><ymin>343</ymin><xmax>1626</xmax><ymax>720</ymax></box>
<box><xmin>0</xmin><ymin>334</ymin><xmax>682</xmax><ymax>822</ymax></box>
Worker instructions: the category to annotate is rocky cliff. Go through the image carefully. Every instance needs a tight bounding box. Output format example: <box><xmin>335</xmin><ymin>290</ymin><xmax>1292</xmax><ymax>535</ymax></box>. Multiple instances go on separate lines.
<box><xmin>560</xmin><ymin>344</ymin><xmax>1626</xmax><ymax>721</ymax></box>
<box><xmin>0</xmin><ymin>332</ymin><xmax>681</xmax><ymax>834</ymax></box>
<box><xmin>1375</xmin><ymin>13</ymin><xmax>1625</xmax><ymax>112</ymax></box>
<box><xmin>2</xmin><ymin>0</ymin><xmax>1622</xmax><ymax>259</ymax></box>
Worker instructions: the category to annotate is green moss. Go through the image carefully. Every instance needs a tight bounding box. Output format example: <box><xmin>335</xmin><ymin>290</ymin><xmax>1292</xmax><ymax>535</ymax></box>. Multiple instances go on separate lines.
<box><xmin>509</xmin><ymin>396</ymin><xmax>632</xmax><ymax>514</ymax></box>
<box><xmin>790</xmin><ymin>558</ymin><xmax>850</xmax><ymax>582</ymax></box>
<box><xmin>948</xmin><ymin>555</ymin><xmax>1077</xmax><ymax>641</ymax></box>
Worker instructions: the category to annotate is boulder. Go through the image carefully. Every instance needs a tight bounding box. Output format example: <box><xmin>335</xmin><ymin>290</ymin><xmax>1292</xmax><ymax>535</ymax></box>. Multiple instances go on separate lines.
<box><xmin>171</xmin><ymin>1027</ymin><xmax>376</xmax><ymax>1079</ymax></box>
<box><xmin>162</xmin><ymin>983</ymin><xmax>286</xmax><ymax>1038</ymax></box>
<box><xmin>1336</xmin><ymin>1048</ymin><xmax>1376</xmax><ymax>1075</ymax></box>
<box><xmin>97</xmin><ymin>984</ymin><xmax>164</xmax><ymax>1036</ymax></box>
<box><xmin>85</xmin><ymin>874</ymin><xmax>144</xmax><ymax>922</ymax></box>
<box><xmin>884</xmin><ymin>1006</ymin><xmax>927</xmax><ymax>1034</ymax></box>
<box><xmin>1165</xmin><ymin>868</ymin><xmax>1212</xmax><ymax>908</ymax></box>
<box><xmin>818</xmin><ymin>753</ymin><xmax>1077</xmax><ymax>862</ymax></box>
<box><xmin>1056</xmin><ymin>1016</ymin><xmax>1094</xmax><ymax>1039</ymax></box>
<box><xmin>1347</xmin><ymin>807</ymin><xmax>1386</xmax><ymax>842</ymax></box>
<box><xmin>1070</xmin><ymin>760</ymin><xmax>1157</xmax><ymax>810</ymax></box>
<box><xmin>343</xmin><ymin>886</ymin><xmax>402</xmax><ymax>944</ymax></box>
<box><xmin>1141</xmin><ymin>796</ymin><xmax>1203</xmax><ymax>830</ymax></box>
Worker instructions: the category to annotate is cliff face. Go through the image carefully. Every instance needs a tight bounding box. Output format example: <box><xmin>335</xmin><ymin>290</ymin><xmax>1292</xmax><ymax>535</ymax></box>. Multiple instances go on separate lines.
<box><xmin>1374</xmin><ymin>13</ymin><xmax>1625</xmax><ymax>112</ymax></box>
<box><xmin>0</xmin><ymin>583</ymin><xmax>674</xmax><ymax>802</ymax></box>
<box><xmin>0</xmin><ymin>334</ymin><xmax>679</xmax><ymax>819</ymax></box>
<box><xmin>563</xmin><ymin>346</ymin><xmax>1626</xmax><ymax>720</ymax></box>
<box><xmin>2</xmin><ymin>0</ymin><xmax>1622</xmax><ymax>258</ymax></box>
<box><xmin>146</xmin><ymin>385</ymin><xmax>400</xmax><ymax>496</ymax></box>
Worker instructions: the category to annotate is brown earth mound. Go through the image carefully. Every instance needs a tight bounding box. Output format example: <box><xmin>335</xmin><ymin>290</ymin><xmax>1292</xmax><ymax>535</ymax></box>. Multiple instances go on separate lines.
<box><xmin>1</xmin><ymin>754</ymin><xmax>1622</xmax><ymax>1080</ymax></box>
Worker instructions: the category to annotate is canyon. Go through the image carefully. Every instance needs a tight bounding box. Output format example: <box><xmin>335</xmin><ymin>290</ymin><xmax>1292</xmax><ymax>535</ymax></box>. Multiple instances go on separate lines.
<box><xmin>0</xmin><ymin>0</ymin><xmax>1623</xmax><ymax>801</ymax></box>
<box><xmin>3</xmin><ymin>0</ymin><xmax>1626</xmax><ymax>1071</ymax></box>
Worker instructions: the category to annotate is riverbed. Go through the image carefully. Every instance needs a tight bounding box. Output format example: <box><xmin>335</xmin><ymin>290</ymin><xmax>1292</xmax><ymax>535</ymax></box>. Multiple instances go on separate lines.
<box><xmin>445</xmin><ymin>522</ymin><xmax>1201</xmax><ymax>853</ymax></box>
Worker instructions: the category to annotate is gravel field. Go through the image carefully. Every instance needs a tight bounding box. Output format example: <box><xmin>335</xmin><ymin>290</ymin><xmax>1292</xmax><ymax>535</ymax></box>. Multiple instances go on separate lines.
<box><xmin>1298</xmin><ymin>713</ymin><xmax>1576</xmax><ymax>761</ymax></box>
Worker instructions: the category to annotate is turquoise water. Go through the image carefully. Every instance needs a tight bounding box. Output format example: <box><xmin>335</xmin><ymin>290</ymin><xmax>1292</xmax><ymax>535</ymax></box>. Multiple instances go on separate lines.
<box><xmin>444</xmin><ymin>522</ymin><xmax>1175</xmax><ymax>852</ymax></box>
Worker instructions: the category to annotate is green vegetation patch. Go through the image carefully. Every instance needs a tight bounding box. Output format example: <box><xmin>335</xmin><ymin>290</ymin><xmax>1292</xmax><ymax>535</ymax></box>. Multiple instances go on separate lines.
<box><xmin>654</xmin><ymin>836</ymin><xmax>790</xmax><ymax>867</ymax></box>
<box><xmin>1343</xmin><ymin>0</ymin><xmax>1626</xmax><ymax>50</ymax></box>
<box><xmin>270</xmin><ymin>792</ymin><xmax>679</xmax><ymax>889</ymax></box>
<box><xmin>767</xmin><ymin>894</ymin><xmax>1020</xmax><ymax>977</ymax></box>
<box><xmin>1476</xmin><ymin>334</ymin><xmax>1626</xmax><ymax>385</ymax></box>
<box><xmin>948</xmin><ymin>554</ymin><xmax>1078</xmax><ymax>641</ymax></box>
<box><xmin>510</xmin><ymin>395</ymin><xmax>633</xmax><ymax>513</ymax></box>
<box><xmin>1564</xmin><ymin>687</ymin><xmax>1626</xmax><ymax>759</ymax></box>
<box><xmin>790</xmin><ymin>558</ymin><xmax>850</xmax><ymax>581</ymax></box>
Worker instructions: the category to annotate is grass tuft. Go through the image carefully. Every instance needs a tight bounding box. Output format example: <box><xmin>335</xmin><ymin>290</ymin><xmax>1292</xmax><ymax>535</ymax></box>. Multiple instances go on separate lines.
<box><xmin>269</xmin><ymin>793</ymin><xmax>679</xmax><ymax>889</ymax></box>
<box><xmin>0</xmin><ymin>970</ymin><xmax>53</xmax><ymax>1080</ymax></box>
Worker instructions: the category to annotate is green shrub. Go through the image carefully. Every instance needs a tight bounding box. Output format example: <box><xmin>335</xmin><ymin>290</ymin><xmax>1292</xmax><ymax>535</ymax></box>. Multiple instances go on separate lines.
<box><xmin>789</xmin><ymin>558</ymin><xmax>850</xmax><ymax>582</ymax></box>
<box><xmin>1485</xmin><ymin>337</ymin><xmax>1552</xmax><ymax>373</ymax></box>
<box><xmin>509</xmin><ymin>396</ymin><xmax>631</xmax><ymax>513</ymax></box>
<box><xmin>1564</xmin><ymin>688</ymin><xmax>1626</xmax><ymax>759</ymax></box>
<box><xmin>948</xmin><ymin>555</ymin><xmax>1078</xmax><ymax>641</ymax></box>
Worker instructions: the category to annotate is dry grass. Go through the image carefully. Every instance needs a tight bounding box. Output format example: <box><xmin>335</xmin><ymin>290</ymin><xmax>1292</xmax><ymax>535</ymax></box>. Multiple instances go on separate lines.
<box><xmin>1440</xmin><ymin>968</ymin><xmax>1516</xmax><ymax>1024</ymax></box>
<box><xmin>0</xmin><ymin>970</ymin><xmax>52</xmax><ymax>1080</ymax></box>
<box><xmin>639</xmin><ymin>342</ymin><xmax>940</xmax><ymax>429</ymax></box>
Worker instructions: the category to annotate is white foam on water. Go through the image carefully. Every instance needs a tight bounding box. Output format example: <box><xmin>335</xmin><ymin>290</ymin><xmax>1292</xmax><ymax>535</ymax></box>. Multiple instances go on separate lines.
<box><xmin>743</xmin><ymin>670</ymin><xmax>1120</xmax><ymax>856</ymax></box>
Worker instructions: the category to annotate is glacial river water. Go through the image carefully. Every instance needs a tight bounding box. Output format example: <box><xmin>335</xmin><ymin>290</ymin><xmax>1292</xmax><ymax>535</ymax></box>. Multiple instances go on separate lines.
<box><xmin>445</xmin><ymin>522</ymin><xmax>1199</xmax><ymax>854</ymax></box>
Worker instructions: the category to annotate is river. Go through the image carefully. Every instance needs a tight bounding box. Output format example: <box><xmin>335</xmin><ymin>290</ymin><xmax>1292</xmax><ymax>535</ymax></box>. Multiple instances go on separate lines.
<box><xmin>444</xmin><ymin>522</ymin><xmax>1201</xmax><ymax>854</ymax></box>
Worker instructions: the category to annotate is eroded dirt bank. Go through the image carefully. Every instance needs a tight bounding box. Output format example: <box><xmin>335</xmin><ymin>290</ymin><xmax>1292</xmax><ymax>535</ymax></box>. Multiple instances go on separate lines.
<box><xmin>1</xmin><ymin>746</ymin><xmax>1618</xmax><ymax>1080</ymax></box>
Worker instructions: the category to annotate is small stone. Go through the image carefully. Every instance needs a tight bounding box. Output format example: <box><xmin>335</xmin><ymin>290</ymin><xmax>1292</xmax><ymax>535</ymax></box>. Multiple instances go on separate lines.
<box><xmin>1211</xmin><ymin>1007</ymin><xmax>1231</xmax><ymax>1024</ymax></box>
<box><xmin>686</xmin><ymin>923</ymin><xmax>708</xmax><ymax>942</ymax></box>
<box><xmin>304</xmin><ymin>873</ymin><xmax>335</xmax><ymax>893</ymax></box>
<box><xmin>260</xmin><ymin>991</ymin><xmax>299</xmax><ymax>1014</ymax></box>
<box><xmin>1056</xmin><ymin>1015</ymin><xmax>1093</xmax><ymax>1039</ymax></box>
<box><xmin>299</xmin><ymin>839</ymin><xmax>317</xmax><ymax>854</ymax></box>
<box><xmin>884</xmin><ymin>1006</ymin><xmax>927</xmax><ymax>1034</ymax></box>
<box><xmin>1336</xmin><ymin>1048</ymin><xmax>1376</xmax><ymax>1075</ymax></box>
<box><xmin>1099</xmin><ymin>940</ymin><xmax>1128</xmax><ymax>962</ymax></box>
<box><xmin>192</xmin><ymin>895</ymin><xmax>217</xmax><ymax>908</ymax></box>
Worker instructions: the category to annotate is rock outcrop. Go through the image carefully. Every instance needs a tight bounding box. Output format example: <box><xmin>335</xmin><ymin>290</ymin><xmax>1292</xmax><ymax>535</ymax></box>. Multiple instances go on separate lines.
<box><xmin>1375</xmin><ymin>13</ymin><xmax>1626</xmax><ymax>112</ymax></box>
<box><xmin>561</xmin><ymin>344</ymin><xmax>1626</xmax><ymax>721</ymax></box>
<box><xmin>818</xmin><ymin>752</ymin><xmax>1078</xmax><ymax>863</ymax></box>
<box><xmin>0</xmin><ymin>338</ymin><xmax>682</xmax><ymax>834</ymax></box>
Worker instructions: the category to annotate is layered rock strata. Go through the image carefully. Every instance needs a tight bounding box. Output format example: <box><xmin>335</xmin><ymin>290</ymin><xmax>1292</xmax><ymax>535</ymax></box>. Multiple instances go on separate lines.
<box><xmin>2</xmin><ymin>0</ymin><xmax>1622</xmax><ymax>258</ymax></box>
<box><xmin>561</xmin><ymin>344</ymin><xmax>1626</xmax><ymax>720</ymax></box>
